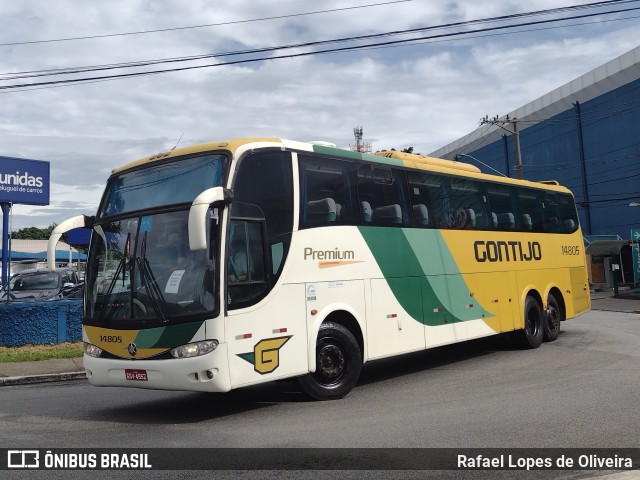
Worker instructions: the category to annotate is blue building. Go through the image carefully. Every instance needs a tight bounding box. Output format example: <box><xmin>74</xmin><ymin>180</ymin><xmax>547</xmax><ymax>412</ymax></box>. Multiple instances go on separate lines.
<box><xmin>431</xmin><ymin>46</ymin><xmax>640</xmax><ymax>241</ymax></box>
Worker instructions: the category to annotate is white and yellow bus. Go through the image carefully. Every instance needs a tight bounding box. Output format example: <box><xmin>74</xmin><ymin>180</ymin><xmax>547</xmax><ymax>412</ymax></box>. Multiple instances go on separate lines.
<box><xmin>49</xmin><ymin>138</ymin><xmax>590</xmax><ymax>400</ymax></box>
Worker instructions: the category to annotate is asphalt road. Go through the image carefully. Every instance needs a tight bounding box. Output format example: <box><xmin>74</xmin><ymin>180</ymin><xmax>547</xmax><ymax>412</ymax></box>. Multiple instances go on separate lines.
<box><xmin>1</xmin><ymin>310</ymin><xmax>638</xmax><ymax>480</ymax></box>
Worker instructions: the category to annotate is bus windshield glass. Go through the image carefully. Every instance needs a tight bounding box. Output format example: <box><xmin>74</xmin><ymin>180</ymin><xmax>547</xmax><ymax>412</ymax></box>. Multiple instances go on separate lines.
<box><xmin>86</xmin><ymin>153</ymin><xmax>226</xmax><ymax>324</ymax></box>
<box><xmin>85</xmin><ymin>209</ymin><xmax>218</xmax><ymax>324</ymax></box>
<box><xmin>98</xmin><ymin>154</ymin><xmax>227</xmax><ymax>218</ymax></box>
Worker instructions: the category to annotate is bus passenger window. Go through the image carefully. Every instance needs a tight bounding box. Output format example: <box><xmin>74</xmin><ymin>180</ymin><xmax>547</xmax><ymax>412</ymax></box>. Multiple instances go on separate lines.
<box><xmin>373</xmin><ymin>204</ymin><xmax>403</xmax><ymax>225</ymax></box>
<box><xmin>516</xmin><ymin>188</ymin><xmax>545</xmax><ymax>232</ymax></box>
<box><xmin>299</xmin><ymin>156</ymin><xmax>357</xmax><ymax>227</ymax></box>
<box><xmin>247</xmin><ymin>222</ymin><xmax>266</xmax><ymax>282</ymax></box>
<box><xmin>231</xmin><ymin>150</ymin><xmax>293</xmax><ymax>301</ymax></box>
<box><xmin>361</xmin><ymin>201</ymin><xmax>372</xmax><ymax>223</ymax></box>
<box><xmin>228</xmin><ymin>226</ymin><xmax>249</xmax><ymax>284</ymax></box>
<box><xmin>557</xmin><ymin>193</ymin><xmax>579</xmax><ymax>233</ymax></box>
<box><xmin>271</xmin><ymin>242</ymin><xmax>284</xmax><ymax>275</ymax></box>
<box><xmin>486</xmin><ymin>183</ymin><xmax>516</xmax><ymax>231</ymax></box>
<box><xmin>464</xmin><ymin>209</ymin><xmax>476</xmax><ymax>228</ymax></box>
<box><xmin>407</xmin><ymin>171</ymin><xmax>444</xmax><ymax>228</ymax></box>
<box><xmin>496</xmin><ymin>212</ymin><xmax>515</xmax><ymax>229</ymax></box>
<box><xmin>412</xmin><ymin>204</ymin><xmax>430</xmax><ymax>226</ymax></box>
<box><xmin>227</xmin><ymin>220</ymin><xmax>268</xmax><ymax>307</ymax></box>
<box><xmin>489</xmin><ymin>212</ymin><xmax>498</xmax><ymax>229</ymax></box>
<box><xmin>357</xmin><ymin>166</ymin><xmax>409</xmax><ymax>227</ymax></box>
<box><xmin>306</xmin><ymin>198</ymin><xmax>337</xmax><ymax>223</ymax></box>
<box><xmin>446</xmin><ymin>178</ymin><xmax>487</xmax><ymax>229</ymax></box>
<box><xmin>544</xmin><ymin>192</ymin><xmax>575</xmax><ymax>233</ymax></box>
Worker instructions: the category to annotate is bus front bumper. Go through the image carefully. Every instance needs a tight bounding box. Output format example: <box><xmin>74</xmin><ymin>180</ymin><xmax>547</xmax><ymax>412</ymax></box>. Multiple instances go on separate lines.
<box><xmin>83</xmin><ymin>343</ymin><xmax>232</xmax><ymax>393</ymax></box>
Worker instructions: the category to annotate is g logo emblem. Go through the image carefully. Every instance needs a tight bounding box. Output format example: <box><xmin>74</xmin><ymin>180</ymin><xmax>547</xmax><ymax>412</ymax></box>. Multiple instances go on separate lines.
<box><xmin>127</xmin><ymin>343</ymin><xmax>137</xmax><ymax>356</ymax></box>
<box><xmin>238</xmin><ymin>336</ymin><xmax>292</xmax><ymax>374</ymax></box>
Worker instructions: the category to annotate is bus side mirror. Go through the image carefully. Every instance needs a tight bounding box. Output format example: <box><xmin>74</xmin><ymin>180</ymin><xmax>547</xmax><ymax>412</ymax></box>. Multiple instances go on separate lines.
<box><xmin>188</xmin><ymin>187</ymin><xmax>233</xmax><ymax>250</ymax></box>
<box><xmin>47</xmin><ymin>215</ymin><xmax>95</xmax><ymax>272</ymax></box>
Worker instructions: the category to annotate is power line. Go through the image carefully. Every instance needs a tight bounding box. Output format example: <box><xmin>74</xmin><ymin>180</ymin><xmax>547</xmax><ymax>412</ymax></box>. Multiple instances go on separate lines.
<box><xmin>4</xmin><ymin>1</ymin><xmax>632</xmax><ymax>79</ymax></box>
<box><xmin>5</xmin><ymin>13</ymin><xmax>639</xmax><ymax>96</ymax></box>
<box><xmin>6</xmin><ymin>0</ymin><xmax>638</xmax><ymax>79</ymax></box>
<box><xmin>2</xmin><ymin>2</ymin><xmax>639</xmax><ymax>91</ymax></box>
<box><xmin>475</xmin><ymin>83</ymin><xmax>640</xmax><ymax>167</ymax></box>
<box><xmin>0</xmin><ymin>1</ymin><xmax>414</xmax><ymax>47</ymax></box>
<box><xmin>566</xmin><ymin>168</ymin><xmax>640</xmax><ymax>190</ymax></box>
<box><xmin>8</xmin><ymin>13</ymin><xmax>637</xmax><ymax>81</ymax></box>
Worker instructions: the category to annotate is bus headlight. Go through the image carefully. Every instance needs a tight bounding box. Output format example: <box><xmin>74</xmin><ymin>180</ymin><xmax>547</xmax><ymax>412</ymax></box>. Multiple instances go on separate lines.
<box><xmin>170</xmin><ymin>340</ymin><xmax>219</xmax><ymax>359</ymax></box>
<box><xmin>84</xmin><ymin>342</ymin><xmax>103</xmax><ymax>358</ymax></box>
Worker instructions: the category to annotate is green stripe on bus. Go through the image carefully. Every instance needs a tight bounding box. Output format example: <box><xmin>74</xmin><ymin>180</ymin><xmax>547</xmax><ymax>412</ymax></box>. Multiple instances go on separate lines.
<box><xmin>133</xmin><ymin>326</ymin><xmax>166</xmax><ymax>348</ymax></box>
<box><xmin>150</xmin><ymin>321</ymin><xmax>204</xmax><ymax>348</ymax></box>
<box><xmin>358</xmin><ymin>227</ymin><xmax>493</xmax><ymax>325</ymax></box>
<box><xmin>405</xmin><ymin>229</ymin><xmax>493</xmax><ymax>322</ymax></box>
<box><xmin>311</xmin><ymin>145</ymin><xmax>404</xmax><ymax>167</ymax></box>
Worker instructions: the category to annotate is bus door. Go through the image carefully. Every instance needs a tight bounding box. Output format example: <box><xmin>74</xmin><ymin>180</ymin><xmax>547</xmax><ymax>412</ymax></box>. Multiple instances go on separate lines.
<box><xmin>224</xmin><ymin>219</ymin><xmax>308</xmax><ymax>388</ymax></box>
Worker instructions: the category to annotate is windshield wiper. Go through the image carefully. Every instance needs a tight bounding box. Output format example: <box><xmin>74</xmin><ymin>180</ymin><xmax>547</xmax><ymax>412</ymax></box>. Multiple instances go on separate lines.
<box><xmin>98</xmin><ymin>232</ymin><xmax>130</xmax><ymax>323</ymax></box>
<box><xmin>136</xmin><ymin>232</ymin><xmax>167</xmax><ymax>322</ymax></box>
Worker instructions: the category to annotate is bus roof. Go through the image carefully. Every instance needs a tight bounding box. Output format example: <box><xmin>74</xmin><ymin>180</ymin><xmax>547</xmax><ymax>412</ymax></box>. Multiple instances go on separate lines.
<box><xmin>111</xmin><ymin>138</ymin><xmax>282</xmax><ymax>174</ymax></box>
<box><xmin>111</xmin><ymin>137</ymin><xmax>572</xmax><ymax>194</ymax></box>
<box><xmin>372</xmin><ymin>150</ymin><xmax>481</xmax><ymax>173</ymax></box>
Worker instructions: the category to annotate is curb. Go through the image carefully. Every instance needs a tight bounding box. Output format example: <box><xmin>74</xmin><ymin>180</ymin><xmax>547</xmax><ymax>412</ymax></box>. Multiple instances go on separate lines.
<box><xmin>0</xmin><ymin>371</ymin><xmax>86</xmax><ymax>387</ymax></box>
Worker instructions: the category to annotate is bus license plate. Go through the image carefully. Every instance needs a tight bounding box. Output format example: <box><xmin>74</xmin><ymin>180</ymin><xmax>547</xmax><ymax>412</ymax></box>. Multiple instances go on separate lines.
<box><xmin>125</xmin><ymin>369</ymin><xmax>148</xmax><ymax>381</ymax></box>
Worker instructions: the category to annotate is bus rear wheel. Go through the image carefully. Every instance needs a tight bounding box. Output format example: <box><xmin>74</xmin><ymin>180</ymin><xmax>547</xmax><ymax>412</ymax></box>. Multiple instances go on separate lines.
<box><xmin>298</xmin><ymin>322</ymin><xmax>362</xmax><ymax>401</ymax></box>
<box><xmin>519</xmin><ymin>296</ymin><xmax>544</xmax><ymax>349</ymax></box>
<box><xmin>543</xmin><ymin>293</ymin><xmax>562</xmax><ymax>342</ymax></box>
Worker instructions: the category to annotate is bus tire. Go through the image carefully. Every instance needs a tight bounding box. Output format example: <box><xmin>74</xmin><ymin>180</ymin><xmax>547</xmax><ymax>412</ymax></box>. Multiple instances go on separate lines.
<box><xmin>519</xmin><ymin>296</ymin><xmax>544</xmax><ymax>349</ymax></box>
<box><xmin>543</xmin><ymin>293</ymin><xmax>562</xmax><ymax>342</ymax></box>
<box><xmin>298</xmin><ymin>322</ymin><xmax>362</xmax><ymax>401</ymax></box>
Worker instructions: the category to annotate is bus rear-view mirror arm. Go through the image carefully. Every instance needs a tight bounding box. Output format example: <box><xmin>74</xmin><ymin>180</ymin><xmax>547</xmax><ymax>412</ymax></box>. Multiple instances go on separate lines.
<box><xmin>188</xmin><ymin>187</ymin><xmax>233</xmax><ymax>251</ymax></box>
<box><xmin>47</xmin><ymin>215</ymin><xmax>95</xmax><ymax>272</ymax></box>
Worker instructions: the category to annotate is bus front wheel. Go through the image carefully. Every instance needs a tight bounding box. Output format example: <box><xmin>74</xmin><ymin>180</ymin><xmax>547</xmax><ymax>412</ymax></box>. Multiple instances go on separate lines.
<box><xmin>298</xmin><ymin>322</ymin><xmax>362</xmax><ymax>401</ymax></box>
<box><xmin>519</xmin><ymin>296</ymin><xmax>544</xmax><ymax>349</ymax></box>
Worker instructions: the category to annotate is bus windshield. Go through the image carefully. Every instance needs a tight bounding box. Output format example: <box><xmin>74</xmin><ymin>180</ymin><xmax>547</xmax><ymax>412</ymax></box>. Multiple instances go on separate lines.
<box><xmin>98</xmin><ymin>154</ymin><xmax>227</xmax><ymax>218</ymax></box>
<box><xmin>85</xmin><ymin>154</ymin><xmax>227</xmax><ymax>325</ymax></box>
<box><xmin>85</xmin><ymin>209</ymin><xmax>218</xmax><ymax>324</ymax></box>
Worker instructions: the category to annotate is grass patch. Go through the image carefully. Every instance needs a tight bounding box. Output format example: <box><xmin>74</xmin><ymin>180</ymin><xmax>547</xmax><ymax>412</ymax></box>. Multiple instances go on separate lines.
<box><xmin>0</xmin><ymin>342</ymin><xmax>83</xmax><ymax>363</ymax></box>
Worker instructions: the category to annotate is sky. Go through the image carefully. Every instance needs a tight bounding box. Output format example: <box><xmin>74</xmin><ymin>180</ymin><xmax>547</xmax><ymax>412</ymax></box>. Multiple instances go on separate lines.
<box><xmin>1</xmin><ymin>0</ymin><xmax>639</xmax><ymax>231</ymax></box>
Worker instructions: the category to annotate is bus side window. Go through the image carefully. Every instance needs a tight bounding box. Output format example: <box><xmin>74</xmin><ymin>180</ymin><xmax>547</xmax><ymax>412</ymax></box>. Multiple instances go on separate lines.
<box><xmin>228</xmin><ymin>222</ymin><xmax>249</xmax><ymax>284</ymax></box>
<box><xmin>228</xmin><ymin>219</ymin><xmax>268</xmax><ymax>306</ymax></box>
<box><xmin>517</xmin><ymin>188</ymin><xmax>546</xmax><ymax>232</ymax></box>
<box><xmin>407</xmin><ymin>171</ymin><xmax>445</xmax><ymax>228</ymax></box>
<box><xmin>299</xmin><ymin>156</ymin><xmax>357</xmax><ymax>227</ymax></box>
<box><xmin>557</xmin><ymin>193</ymin><xmax>579</xmax><ymax>233</ymax></box>
<box><xmin>543</xmin><ymin>192</ymin><xmax>579</xmax><ymax>233</ymax></box>
<box><xmin>445</xmin><ymin>178</ymin><xmax>487</xmax><ymax>229</ymax></box>
<box><xmin>486</xmin><ymin>183</ymin><xmax>517</xmax><ymax>231</ymax></box>
<box><xmin>270</xmin><ymin>242</ymin><xmax>284</xmax><ymax>275</ymax></box>
<box><xmin>230</xmin><ymin>151</ymin><xmax>293</xmax><ymax>308</ymax></box>
<box><xmin>357</xmin><ymin>165</ymin><xmax>409</xmax><ymax>227</ymax></box>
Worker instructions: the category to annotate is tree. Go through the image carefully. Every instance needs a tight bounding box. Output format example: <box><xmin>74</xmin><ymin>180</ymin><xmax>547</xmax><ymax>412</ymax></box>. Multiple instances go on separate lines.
<box><xmin>12</xmin><ymin>224</ymin><xmax>58</xmax><ymax>240</ymax></box>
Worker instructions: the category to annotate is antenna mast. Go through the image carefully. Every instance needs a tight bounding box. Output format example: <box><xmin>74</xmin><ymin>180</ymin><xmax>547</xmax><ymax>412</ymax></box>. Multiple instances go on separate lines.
<box><xmin>351</xmin><ymin>126</ymin><xmax>371</xmax><ymax>153</ymax></box>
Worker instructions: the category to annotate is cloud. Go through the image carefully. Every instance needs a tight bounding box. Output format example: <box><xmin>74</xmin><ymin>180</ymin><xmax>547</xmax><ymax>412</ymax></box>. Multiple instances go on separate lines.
<box><xmin>1</xmin><ymin>0</ymin><xmax>638</xmax><ymax>230</ymax></box>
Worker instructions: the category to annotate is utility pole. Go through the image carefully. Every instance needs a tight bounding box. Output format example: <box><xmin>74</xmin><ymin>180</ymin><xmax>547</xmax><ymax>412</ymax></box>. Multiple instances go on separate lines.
<box><xmin>480</xmin><ymin>115</ymin><xmax>523</xmax><ymax>179</ymax></box>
